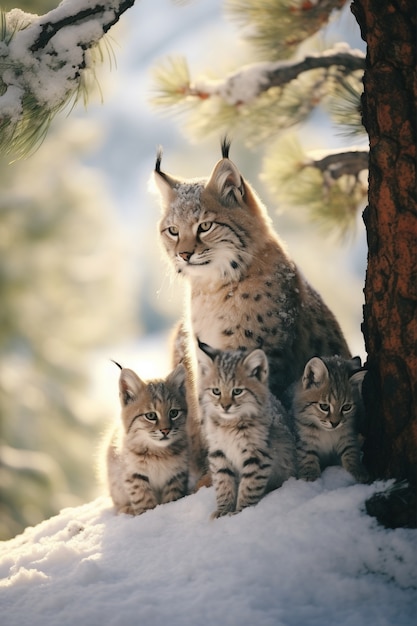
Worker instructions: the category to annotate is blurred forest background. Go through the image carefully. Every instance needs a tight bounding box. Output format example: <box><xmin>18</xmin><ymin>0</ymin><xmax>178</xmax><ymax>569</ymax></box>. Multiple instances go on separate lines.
<box><xmin>1</xmin><ymin>0</ymin><xmax>368</xmax><ymax>539</ymax></box>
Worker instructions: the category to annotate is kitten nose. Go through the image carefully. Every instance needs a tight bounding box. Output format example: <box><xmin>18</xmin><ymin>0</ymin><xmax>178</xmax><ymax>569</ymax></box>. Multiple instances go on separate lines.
<box><xmin>160</xmin><ymin>428</ymin><xmax>170</xmax><ymax>437</ymax></box>
<box><xmin>178</xmin><ymin>251</ymin><xmax>193</xmax><ymax>262</ymax></box>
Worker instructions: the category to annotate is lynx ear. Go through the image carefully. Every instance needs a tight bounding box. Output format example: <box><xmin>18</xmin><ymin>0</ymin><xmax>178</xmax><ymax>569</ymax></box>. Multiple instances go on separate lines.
<box><xmin>119</xmin><ymin>369</ymin><xmax>145</xmax><ymax>406</ymax></box>
<box><xmin>197</xmin><ymin>339</ymin><xmax>219</xmax><ymax>376</ymax></box>
<box><xmin>166</xmin><ymin>363</ymin><xmax>186</xmax><ymax>394</ymax></box>
<box><xmin>243</xmin><ymin>349</ymin><xmax>269</xmax><ymax>383</ymax></box>
<box><xmin>153</xmin><ymin>147</ymin><xmax>179</xmax><ymax>205</ymax></box>
<box><xmin>302</xmin><ymin>357</ymin><xmax>329</xmax><ymax>389</ymax></box>
<box><xmin>347</xmin><ymin>355</ymin><xmax>363</xmax><ymax>377</ymax></box>
<box><xmin>206</xmin><ymin>156</ymin><xmax>244</xmax><ymax>207</ymax></box>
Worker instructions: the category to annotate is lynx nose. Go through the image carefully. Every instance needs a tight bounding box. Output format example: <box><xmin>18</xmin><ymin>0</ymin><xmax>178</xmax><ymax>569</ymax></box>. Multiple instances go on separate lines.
<box><xmin>160</xmin><ymin>428</ymin><xmax>170</xmax><ymax>437</ymax></box>
<box><xmin>178</xmin><ymin>251</ymin><xmax>193</xmax><ymax>262</ymax></box>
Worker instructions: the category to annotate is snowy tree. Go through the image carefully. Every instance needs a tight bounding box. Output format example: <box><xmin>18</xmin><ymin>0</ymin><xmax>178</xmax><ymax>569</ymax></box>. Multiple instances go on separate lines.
<box><xmin>151</xmin><ymin>0</ymin><xmax>416</xmax><ymax>526</ymax></box>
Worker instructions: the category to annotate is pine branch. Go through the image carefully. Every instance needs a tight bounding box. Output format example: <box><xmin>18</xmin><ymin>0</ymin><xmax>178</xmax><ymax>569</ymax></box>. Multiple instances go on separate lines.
<box><xmin>0</xmin><ymin>1</ymin><xmax>136</xmax><ymax>158</ymax></box>
<box><xmin>263</xmin><ymin>135</ymin><xmax>368</xmax><ymax>235</ymax></box>
<box><xmin>153</xmin><ymin>47</ymin><xmax>365</xmax><ymax>109</ymax></box>
<box><xmin>30</xmin><ymin>0</ymin><xmax>135</xmax><ymax>53</ymax></box>
<box><xmin>226</xmin><ymin>0</ymin><xmax>348</xmax><ymax>60</ymax></box>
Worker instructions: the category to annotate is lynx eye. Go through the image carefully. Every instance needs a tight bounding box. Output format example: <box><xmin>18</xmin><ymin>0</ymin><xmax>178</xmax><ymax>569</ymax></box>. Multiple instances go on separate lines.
<box><xmin>318</xmin><ymin>403</ymin><xmax>330</xmax><ymax>413</ymax></box>
<box><xmin>168</xmin><ymin>226</ymin><xmax>179</xmax><ymax>237</ymax></box>
<box><xmin>169</xmin><ymin>409</ymin><xmax>181</xmax><ymax>420</ymax></box>
<box><xmin>232</xmin><ymin>388</ymin><xmax>243</xmax><ymax>396</ymax></box>
<box><xmin>198</xmin><ymin>221</ymin><xmax>212</xmax><ymax>233</ymax></box>
<box><xmin>145</xmin><ymin>412</ymin><xmax>158</xmax><ymax>422</ymax></box>
<box><xmin>211</xmin><ymin>388</ymin><xmax>221</xmax><ymax>396</ymax></box>
<box><xmin>342</xmin><ymin>403</ymin><xmax>353</xmax><ymax>413</ymax></box>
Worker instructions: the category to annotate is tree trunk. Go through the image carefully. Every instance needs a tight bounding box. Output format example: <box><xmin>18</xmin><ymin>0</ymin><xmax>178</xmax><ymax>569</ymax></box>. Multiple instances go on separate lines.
<box><xmin>351</xmin><ymin>0</ymin><xmax>417</xmax><ymax>526</ymax></box>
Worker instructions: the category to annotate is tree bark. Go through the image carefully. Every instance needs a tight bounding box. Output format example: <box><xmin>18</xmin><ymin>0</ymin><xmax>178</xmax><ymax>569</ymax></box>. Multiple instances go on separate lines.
<box><xmin>351</xmin><ymin>0</ymin><xmax>417</xmax><ymax>525</ymax></box>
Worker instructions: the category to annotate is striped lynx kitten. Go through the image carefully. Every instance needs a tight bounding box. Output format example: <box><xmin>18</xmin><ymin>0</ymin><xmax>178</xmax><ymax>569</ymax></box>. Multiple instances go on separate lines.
<box><xmin>198</xmin><ymin>341</ymin><xmax>296</xmax><ymax>518</ymax></box>
<box><xmin>106</xmin><ymin>363</ymin><xmax>189</xmax><ymax>515</ymax></box>
<box><xmin>153</xmin><ymin>139</ymin><xmax>350</xmax><ymax>402</ymax></box>
<box><xmin>292</xmin><ymin>355</ymin><xmax>368</xmax><ymax>483</ymax></box>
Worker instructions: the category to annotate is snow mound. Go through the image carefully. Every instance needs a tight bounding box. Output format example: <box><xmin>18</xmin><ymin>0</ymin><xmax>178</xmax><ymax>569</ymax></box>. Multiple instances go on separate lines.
<box><xmin>1</xmin><ymin>469</ymin><xmax>416</xmax><ymax>626</ymax></box>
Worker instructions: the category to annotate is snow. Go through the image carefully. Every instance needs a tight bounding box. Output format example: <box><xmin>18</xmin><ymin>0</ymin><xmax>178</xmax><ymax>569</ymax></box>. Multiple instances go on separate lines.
<box><xmin>1</xmin><ymin>469</ymin><xmax>416</xmax><ymax>626</ymax></box>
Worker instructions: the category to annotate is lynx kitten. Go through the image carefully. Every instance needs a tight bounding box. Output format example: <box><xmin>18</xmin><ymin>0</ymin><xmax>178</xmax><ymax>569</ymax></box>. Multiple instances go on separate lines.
<box><xmin>106</xmin><ymin>363</ymin><xmax>189</xmax><ymax>515</ymax></box>
<box><xmin>292</xmin><ymin>355</ymin><xmax>368</xmax><ymax>483</ymax></box>
<box><xmin>198</xmin><ymin>341</ymin><xmax>296</xmax><ymax>518</ymax></box>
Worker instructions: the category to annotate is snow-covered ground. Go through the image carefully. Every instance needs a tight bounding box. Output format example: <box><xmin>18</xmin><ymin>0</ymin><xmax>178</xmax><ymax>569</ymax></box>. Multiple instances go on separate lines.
<box><xmin>1</xmin><ymin>469</ymin><xmax>416</xmax><ymax>626</ymax></box>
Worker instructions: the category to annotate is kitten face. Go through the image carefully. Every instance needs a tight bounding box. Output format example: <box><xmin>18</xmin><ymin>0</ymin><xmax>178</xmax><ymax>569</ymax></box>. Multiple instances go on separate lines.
<box><xmin>119</xmin><ymin>365</ymin><xmax>187</xmax><ymax>449</ymax></box>
<box><xmin>296</xmin><ymin>356</ymin><xmax>358</xmax><ymax>431</ymax></box>
<box><xmin>198</xmin><ymin>343</ymin><xmax>269</xmax><ymax>423</ymax></box>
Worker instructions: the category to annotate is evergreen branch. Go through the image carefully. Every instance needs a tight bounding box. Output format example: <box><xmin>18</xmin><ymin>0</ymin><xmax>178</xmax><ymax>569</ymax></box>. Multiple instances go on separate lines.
<box><xmin>312</xmin><ymin>150</ymin><xmax>369</xmax><ymax>180</ymax></box>
<box><xmin>153</xmin><ymin>47</ymin><xmax>364</xmax><ymax>111</ymax></box>
<box><xmin>226</xmin><ymin>0</ymin><xmax>348</xmax><ymax>60</ymax></box>
<box><xmin>30</xmin><ymin>0</ymin><xmax>135</xmax><ymax>53</ymax></box>
<box><xmin>263</xmin><ymin>135</ymin><xmax>368</xmax><ymax>235</ymax></box>
<box><xmin>0</xmin><ymin>1</ymin><xmax>136</xmax><ymax>159</ymax></box>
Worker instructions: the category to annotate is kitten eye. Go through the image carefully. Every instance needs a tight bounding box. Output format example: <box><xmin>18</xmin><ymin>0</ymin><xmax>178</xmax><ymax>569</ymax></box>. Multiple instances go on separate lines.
<box><xmin>169</xmin><ymin>409</ymin><xmax>181</xmax><ymax>420</ymax></box>
<box><xmin>198</xmin><ymin>221</ymin><xmax>212</xmax><ymax>233</ymax></box>
<box><xmin>145</xmin><ymin>412</ymin><xmax>158</xmax><ymax>422</ymax></box>
<box><xmin>211</xmin><ymin>388</ymin><xmax>221</xmax><ymax>396</ymax></box>
<box><xmin>232</xmin><ymin>388</ymin><xmax>243</xmax><ymax>396</ymax></box>
<box><xmin>168</xmin><ymin>226</ymin><xmax>179</xmax><ymax>237</ymax></box>
<box><xmin>342</xmin><ymin>403</ymin><xmax>353</xmax><ymax>413</ymax></box>
<box><xmin>318</xmin><ymin>403</ymin><xmax>330</xmax><ymax>413</ymax></box>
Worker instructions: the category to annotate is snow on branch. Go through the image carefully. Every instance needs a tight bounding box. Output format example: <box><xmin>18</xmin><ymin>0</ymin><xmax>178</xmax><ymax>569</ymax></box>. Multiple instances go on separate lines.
<box><xmin>153</xmin><ymin>45</ymin><xmax>365</xmax><ymax>108</ymax></box>
<box><xmin>0</xmin><ymin>0</ymin><xmax>136</xmax><ymax>158</ymax></box>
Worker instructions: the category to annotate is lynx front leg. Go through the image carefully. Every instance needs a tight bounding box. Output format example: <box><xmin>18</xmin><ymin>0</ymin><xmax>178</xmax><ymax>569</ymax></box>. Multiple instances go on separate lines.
<box><xmin>297</xmin><ymin>447</ymin><xmax>321</xmax><ymax>482</ymax></box>
<box><xmin>209</xmin><ymin>450</ymin><xmax>237</xmax><ymax>519</ymax></box>
<box><xmin>161</xmin><ymin>471</ymin><xmax>189</xmax><ymax>504</ymax></box>
<box><xmin>235</xmin><ymin>452</ymin><xmax>272</xmax><ymax>512</ymax></box>
<box><xmin>124</xmin><ymin>472</ymin><xmax>158</xmax><ymax>515</ymax></box>
<box><xmin>338</xmin><ymin>438</ymin><xmax>369</xmax><ymax>484</ymax></box>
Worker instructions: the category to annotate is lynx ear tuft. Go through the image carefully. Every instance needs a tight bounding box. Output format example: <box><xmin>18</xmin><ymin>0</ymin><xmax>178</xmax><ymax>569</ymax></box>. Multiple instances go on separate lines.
<box><xmin>153</xmin><ymin>147</ymin><xmax>179</xmax><ymax>205</ymax></box>
<box><xmin>206</xmin><ymin>158</ymin><xmax>244</xmax><ymax>207</ymax></box>
<box><xmin>221</xmin><ymin>136</ymin><xmax>231</xmax><ymax>159</ymax></box>
<box><xmin>302</xmin><ymin>357</ymin><xmax>329</xmax><ymax>389</ymax></box>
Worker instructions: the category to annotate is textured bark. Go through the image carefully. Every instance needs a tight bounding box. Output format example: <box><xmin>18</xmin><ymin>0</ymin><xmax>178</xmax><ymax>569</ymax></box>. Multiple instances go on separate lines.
<box><xmin>351</xmin><ymin>0</ymin><xmax>417</xmax><ymax>523</ymax></box>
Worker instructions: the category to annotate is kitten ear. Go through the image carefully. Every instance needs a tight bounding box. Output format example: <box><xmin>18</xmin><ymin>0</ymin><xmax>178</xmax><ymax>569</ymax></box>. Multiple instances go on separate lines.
<box><xmin>153</xmin><ymin>147</ymin><xmax>180</xmax><ymax>206</ymax></box>
<box><xmin>302</xmin><ymin>357</ymin><xmax>329</xmax><ymax>389</ymax></box>
<box><xmin>206</xmin><ymin>157</ymin><xmax>244</xmax><ymax>207</ymax></box>
<box><xmin>347</xmin><ymin>356</ymin><xmax>363</xmax><ymax>377</ymax></box>
<box><xmin>243</xmin><ymin>349</ymin><xmax>269</xmax><ymax>383</ymax></box>
<box><xmin>167</xmin><ymin>363</ymin><xmax>186</xmax><ymax>394</ymax></box>
<box><xmin>197</xmin><ymin>339</ymin><xmax>218</xmax><ymax>376</ymax></box>
<box><xmin>119</xmin><ymin>369</ymin><xmax>145</xmax><ymax>406</ymax></box>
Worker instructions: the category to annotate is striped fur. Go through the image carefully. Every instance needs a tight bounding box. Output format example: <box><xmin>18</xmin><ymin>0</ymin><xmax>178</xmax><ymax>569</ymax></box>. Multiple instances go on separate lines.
<box><xmin>292</xmin><ymin>355</ymin><xmax>368</xmax><ymax>483</ymax></box>
<box><xmin>198</xmin><ymin>342</ymin><xmax>296</xmax><ymax>518</ymax></box>
<box><xmin>106</xmin><ymin>364</ymin><xmax>189</xmax><ymax>515</ymax></box>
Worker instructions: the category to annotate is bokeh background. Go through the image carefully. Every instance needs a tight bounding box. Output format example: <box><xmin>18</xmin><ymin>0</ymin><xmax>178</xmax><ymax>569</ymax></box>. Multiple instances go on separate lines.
<box><xmin>0</xmin><ymin>0</ymin><xmax>367</xmax><ymax>539</ymax></box>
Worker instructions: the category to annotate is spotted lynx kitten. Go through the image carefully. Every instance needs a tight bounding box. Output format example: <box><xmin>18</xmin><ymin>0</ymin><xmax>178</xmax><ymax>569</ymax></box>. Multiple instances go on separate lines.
<box><xmin>198</xmin><ymin>341</ymin><xmax>296</xmax><ymax>518</ymax></box>
<box><xmin>106</xmin><ymin>363</ymin><xmax>189</xmax><ymax>515</ymax></box>
<box><xmin>153</xmin><ymin>140</ymin><xmax>350</xmax><ymax>475</ymax></box>
<box><xmin>292</xmin><ymin>355</ymin><xmax>368</xmax><ymax>483</ymax></box>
